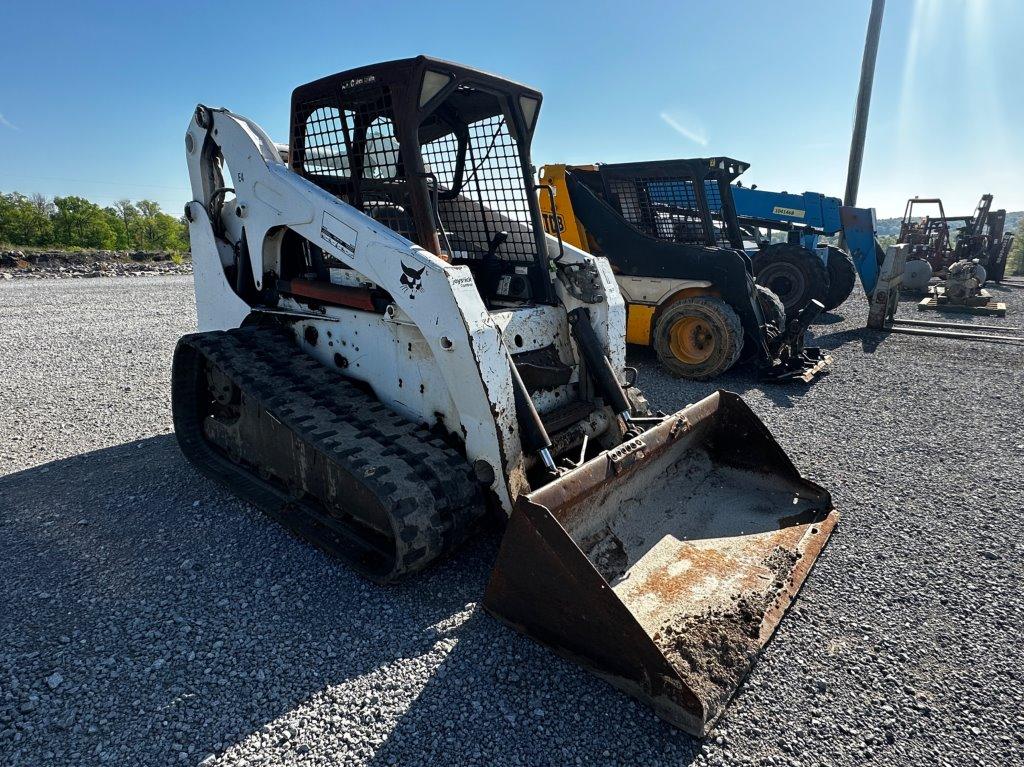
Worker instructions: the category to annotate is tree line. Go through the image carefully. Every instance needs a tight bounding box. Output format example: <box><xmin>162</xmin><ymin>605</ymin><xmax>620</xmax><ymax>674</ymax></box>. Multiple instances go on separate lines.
<box><xmin>0</xmin><ymin>192</ymin><xmax>189</xmax><ymax>252</ymax></box>
<box><xmin>1</xmin><ymin>187</ymin><xmax>1020</xmax><ymax>273</ymax></box>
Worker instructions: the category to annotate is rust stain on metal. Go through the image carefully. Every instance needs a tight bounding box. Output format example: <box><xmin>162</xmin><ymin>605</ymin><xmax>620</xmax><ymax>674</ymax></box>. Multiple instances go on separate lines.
<box><xmin>640</xmin><ymin>546</ymin><xmax>738</xmax><ymax>605</ymax></box>
<box><xmin>484</xmin><ymin>391</ymin><xmax>839</xmax><ymax>736</ymax></box>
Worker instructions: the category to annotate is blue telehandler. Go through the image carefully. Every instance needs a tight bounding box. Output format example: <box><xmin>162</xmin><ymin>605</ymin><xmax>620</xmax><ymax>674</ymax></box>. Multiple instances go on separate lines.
<box><xmin>730</xmin><ymin>182</ymin><xmax>883</xmax><ymax>314</ymax></box>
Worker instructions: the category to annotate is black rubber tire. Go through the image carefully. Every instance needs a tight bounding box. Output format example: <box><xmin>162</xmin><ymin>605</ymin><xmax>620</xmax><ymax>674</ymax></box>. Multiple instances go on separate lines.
<box><xmin>752</xmin><ymin>243</ymin><xmax>830</xmax><ymax>316</ymax></box>
<box><xmin>754</xmin><ymin>284</ymin><xmax>786</xmax><ymax>332</ymax></box>
<box><xmin>822</xmin><ymin>246</ymin><xmax>857</xmax><ymax>311</ymax></box>
<box><xmin>653</xmin><ymin>296</ymin><xmax>744</xmax><ymax>380</ymax></box>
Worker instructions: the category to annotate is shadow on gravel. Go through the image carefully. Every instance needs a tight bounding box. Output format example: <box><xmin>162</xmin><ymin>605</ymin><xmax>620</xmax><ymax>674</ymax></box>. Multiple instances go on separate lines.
<box><xmin>1</xmin><ymin>435</ymin><xmax>701</xmax><ymax>765</ymax></box>
<box><xmin>813</xmin><ymin>327</ymin><xmax>889</xmax><ymax>354</ymax></box>
<box><xmin>363</xmin><ymin>609</ymin><xmax>702</xmax><ymax>767</ymax></box>
<box><xmin>0</xmin><ymin>436</ymin><xmax>492</xmax><ymax>763</ymax></box>
<box><xmin>627</xmin><ymin>344</ymin><xmax>814</xmax><ymax>409</ymax></box>
<box><xmin>814</xmin><ymin>311</ymin><xmax>845</xmax><ymax>325</ymax></box>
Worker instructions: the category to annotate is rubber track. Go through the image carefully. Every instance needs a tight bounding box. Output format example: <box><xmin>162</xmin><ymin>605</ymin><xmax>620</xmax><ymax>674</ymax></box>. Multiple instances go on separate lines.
<box><xmin>171</xmin><ymin>325</ymin><xmax>485</xmax><ymax>583</ymax></box>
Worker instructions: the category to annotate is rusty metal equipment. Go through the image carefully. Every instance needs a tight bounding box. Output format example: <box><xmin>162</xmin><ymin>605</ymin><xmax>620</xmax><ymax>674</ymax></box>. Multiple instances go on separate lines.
<box><xmin>868</xmin><ymin>245</ymin><xmax>1023</xmax><ymax>345</ymax></box>
<box><xmin>988</xmin><ymin>229</ymin><xmax>1015</xmax><ymax>283</ymax></box>
<box><xmin>949</xmin><ymin>195</ymin><xmax>1013</xmax><ymax>279</ymax></box>
<box><xmin>952</xmin><ymin>195</ymin><xmax>995</xmax><ymax>264</ymax></box>
<box><xmin>974</xmin><ymin>207</ymin><xmax>1015</xmax><ymax>282</ymax></box>
<box><xmin>918</xmin><ymin>259</ymin><xmax>1007</xmax><ymax>317</ymax></box>
<box><xmin>899</xmin><ymin>194</ymin><xmax>1014</xmax><ymax>288</ymax></box>
<box><xmin>898</xmin><ymin>197</ymin><xmax>953</xmax><ymax>282</ymax></box>
<box><xmin>485</xmin><ymin>391</ymin><xmax>836</xmax><ymax>735</ymax></box>
<box><xmin>866</xmin><ymin>242</ymin><xmax>906</xmax><ymax>329</ymax></box>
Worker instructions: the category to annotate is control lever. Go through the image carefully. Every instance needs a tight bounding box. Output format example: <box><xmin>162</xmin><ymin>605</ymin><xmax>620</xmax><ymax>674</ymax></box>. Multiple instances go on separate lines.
<box><xmin>482</xmin><ymin>231</ymin><xmax>510</xmax><ymax>306</ymax></box>
<box><xmin>485</xmin><ymin>231</ymin><xmax>509</xmax><ymax>260</ymax></box>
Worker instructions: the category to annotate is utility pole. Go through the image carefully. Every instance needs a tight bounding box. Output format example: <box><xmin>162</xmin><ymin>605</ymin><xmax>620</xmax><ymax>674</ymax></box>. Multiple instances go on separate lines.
<box><xmin>844</xmin><ymin>0</ymin><xmax>885</xmax><ymax>207</ymax></box>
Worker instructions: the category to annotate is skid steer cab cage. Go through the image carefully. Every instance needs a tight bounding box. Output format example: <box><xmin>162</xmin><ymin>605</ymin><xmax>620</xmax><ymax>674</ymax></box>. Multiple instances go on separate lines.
<box><xmin>289</xmin><ymin>56</ymin><xmax>554</xmax><ymax>304</ymax></box>
<box><xmin>575</xmin><ymin>158</ymin><xmax>749</xmax><ymax>250</ymax></box>
<box><xmin>485</xmin><ymin>390</ymin><xmax>837</xmax><ymax>735</ymax></box>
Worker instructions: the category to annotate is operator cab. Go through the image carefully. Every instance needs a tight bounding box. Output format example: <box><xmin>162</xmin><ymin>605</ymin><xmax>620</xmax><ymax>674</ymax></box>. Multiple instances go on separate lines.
<box><xmin>289</xmin><ymin>56</ymin><xmax>553</xmax><ymax>306</ymax></box>
<box><xmin>563</xmin><ymin>158</ymin><xmax>749</xmax><ymax>259</ymax></box>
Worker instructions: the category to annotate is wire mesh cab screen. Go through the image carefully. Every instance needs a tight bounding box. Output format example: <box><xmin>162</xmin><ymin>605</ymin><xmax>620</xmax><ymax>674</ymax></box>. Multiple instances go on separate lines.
<box><xmin>293</xmin><ymin>82</ymin><xmax>418</xmax><ymax>244</ymax></box>
<box><xmin>289</xmin><ymin>59</ymin><xmax>548</xmax><ymax>296</ymax></box>
<box><xmin>420</xmin><ymin>100</ymin><xmax>536</xmax><ymax>263</ymax></box>
<box><xmin>597</xmin><ymin>159</ymin><xmax>743</xmax><ymax>248</ymax></box>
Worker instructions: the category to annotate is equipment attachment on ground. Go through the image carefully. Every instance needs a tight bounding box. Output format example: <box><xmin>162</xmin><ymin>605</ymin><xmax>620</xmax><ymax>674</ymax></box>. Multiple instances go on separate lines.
<box><xmin>485</xmin><ymin>390</ymin><xmax>837</xmax><ymax>736</ymax></box>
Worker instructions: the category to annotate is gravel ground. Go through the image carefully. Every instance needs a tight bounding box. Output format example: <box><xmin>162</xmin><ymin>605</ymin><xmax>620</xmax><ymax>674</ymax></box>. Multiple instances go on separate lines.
<box><xmin>1</xmin><ymin>275</ymin><xmax>1022</xmax><ymax>766</ymax></box>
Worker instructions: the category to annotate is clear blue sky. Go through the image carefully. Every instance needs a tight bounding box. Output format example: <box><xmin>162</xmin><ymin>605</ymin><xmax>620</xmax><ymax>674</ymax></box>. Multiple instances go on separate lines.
<box><xmin>1</xmin><ymin>0</ymin><xmax>1020</xmax><ymax>218</ymax></box>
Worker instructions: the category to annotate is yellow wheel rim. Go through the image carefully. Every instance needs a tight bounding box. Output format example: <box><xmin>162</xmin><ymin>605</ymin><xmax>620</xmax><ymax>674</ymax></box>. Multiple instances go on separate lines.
<box><xmin>668</xmin><ymin>316</ymin><xmax>715</xmax><ymax>364</ymax></box>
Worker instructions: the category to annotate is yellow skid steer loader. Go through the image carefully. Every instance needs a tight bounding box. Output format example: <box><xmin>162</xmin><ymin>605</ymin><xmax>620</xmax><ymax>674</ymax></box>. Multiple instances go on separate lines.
<box><xmin>539</xmin><ymin>162</ymin><xmax>831</xmax><ymax>381</ymax></box>
<box><xmin>173</xmin><ymin>56</ymin><xmax>837</xmax><ymax>735</ymax></box>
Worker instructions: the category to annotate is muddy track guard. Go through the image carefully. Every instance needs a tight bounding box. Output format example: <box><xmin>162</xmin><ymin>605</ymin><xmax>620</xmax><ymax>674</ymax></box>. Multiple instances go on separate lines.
<box><xmin>561</xmin><ymin>164</ymin><xmax>829</xmax><ymax>382</ymax></box>
<box><xmin>485</xmin><ymin>391</ymin><xmax>837</xmax><ymax>735</ymax></box>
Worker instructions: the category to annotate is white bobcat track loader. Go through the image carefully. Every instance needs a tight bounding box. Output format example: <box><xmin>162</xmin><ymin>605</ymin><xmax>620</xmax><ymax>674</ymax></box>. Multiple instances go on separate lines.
<box><xmin>172</xmin><ymin>56</ymin><xmax>837</xmax><ymax>735</ymax></box>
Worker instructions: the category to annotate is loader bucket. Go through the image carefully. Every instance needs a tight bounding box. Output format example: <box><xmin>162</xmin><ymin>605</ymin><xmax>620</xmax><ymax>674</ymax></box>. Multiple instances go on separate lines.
<box><xmin>484</xmin><ymin>390</ymin><xmax>837</xmax><ymax>736</ymax></box>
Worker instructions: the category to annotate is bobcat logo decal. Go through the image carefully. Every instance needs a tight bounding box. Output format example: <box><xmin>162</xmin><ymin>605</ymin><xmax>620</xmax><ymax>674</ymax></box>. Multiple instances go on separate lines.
<box><xmin>400</xmin><ymin>262</ymin><xmax>425</xmax><ymax>298</ymax></box>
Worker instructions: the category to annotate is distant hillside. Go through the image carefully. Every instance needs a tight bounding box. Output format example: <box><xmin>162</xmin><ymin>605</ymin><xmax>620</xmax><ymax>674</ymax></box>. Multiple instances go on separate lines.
<box><xmin>876</xmin><ymin>210</ymin><xmax>1022</xmax><ymax>237</ymax></box>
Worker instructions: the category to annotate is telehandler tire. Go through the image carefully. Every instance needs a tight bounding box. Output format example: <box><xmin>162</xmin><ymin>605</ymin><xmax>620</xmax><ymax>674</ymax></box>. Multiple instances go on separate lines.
<box><xmin>755</xmin><ymin>284</ymin><xmax>786</xmax><ymax>332</ymax></box>
<box><xmin>653</xmin><ymin>296</ymin><xmax>743</xmax><ymax>380</ymax></box>
<box><xmin>752</xmin><ymin>243</ymin><xmax>829</xmax><ymax>316</ymax></box>
<box><xmin>822</xmin><ymin>246</ymin><xmax>857</xmax><ymax>311</ymax></box>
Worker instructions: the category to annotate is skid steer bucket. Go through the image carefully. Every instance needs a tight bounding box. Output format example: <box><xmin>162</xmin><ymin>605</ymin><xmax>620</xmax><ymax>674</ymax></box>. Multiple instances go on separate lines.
<box><xmin>484</xmin><ymin>391</ymin><xmax>837</xmax><ymax>736</ymax></box>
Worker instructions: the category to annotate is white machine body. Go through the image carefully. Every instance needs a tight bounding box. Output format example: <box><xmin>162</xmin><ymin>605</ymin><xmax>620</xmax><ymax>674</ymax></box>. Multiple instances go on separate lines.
<box><xmin>184</xmin><ymin>107</ymin><xmax>627</xmax><ymax>514</ymax></box>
